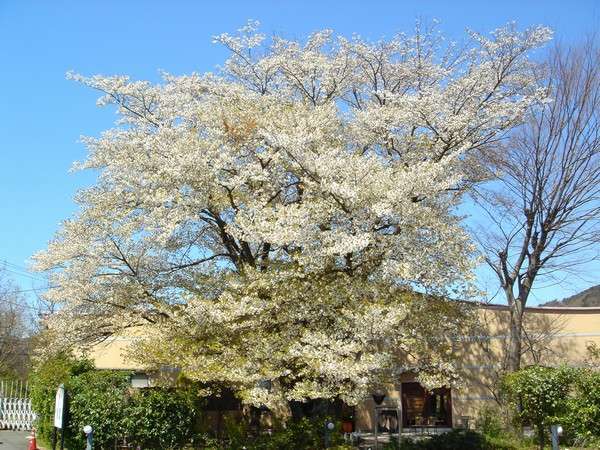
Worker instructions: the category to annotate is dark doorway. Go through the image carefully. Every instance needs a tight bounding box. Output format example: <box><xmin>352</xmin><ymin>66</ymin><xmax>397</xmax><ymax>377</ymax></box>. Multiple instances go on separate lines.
<box><xmin>401</xmin><ymin>382</ymin><xmax>452</xmax><ymax>428</ymax></box>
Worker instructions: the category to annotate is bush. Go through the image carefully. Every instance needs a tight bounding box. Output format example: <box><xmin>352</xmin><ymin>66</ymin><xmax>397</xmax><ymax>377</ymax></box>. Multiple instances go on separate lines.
<box><xmin>476</xmin><ymin>405</ymin><xmax>504</xmax><ymax>439</ymax></box>
<box><xmin>255</xmin><ymin>416</ymin><xmax>344</xmax><ymax>449</ymax></box>
<box><xmin>66</xmin><ymin>370</ymin><xmax>131</xmax><ymax>449</ymax></box>
<box><xmin>124</xmin><ymin>386</ymin><xmax>200</xmax><ymax>449</ymax></box>
<box><xmin>501</xmin><ymin>365</ymin><xmax>600</xmax><ymax>448</ymax></box>
<box><xmin>214</xmin><ymin>415</ymin><xmax>345</xmax><ymax>450</ymax></box>
<box><xmin>502</xmin><ymin>365</ymin><xmax>573</xmax><ymax>449</ymax></box>
<box><xmin>29</xmin><ymin>355</ymin><xmax>204</xmax><ymax>449</ymax></box>
<box><xmin>558</xmin><ymin>368</ymin><xmax>600</xmax><ymax>447</ymax></box>
<box><xmin>29</xmin><ymin>353</ymin><xmax>95</xmax><ymax>445</ymax></box>
<box><xmin>383</xmin><ymin>430</ymin><xmax>520</xmax><ymax>450</ymax></box>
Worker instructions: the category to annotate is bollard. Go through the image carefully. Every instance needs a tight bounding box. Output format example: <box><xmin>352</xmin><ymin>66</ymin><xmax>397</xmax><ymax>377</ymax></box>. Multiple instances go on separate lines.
<box><xmin>550</xmin><ymin>424</ymin><xmax>562</xmax><ymax>450</ymax></box>
<box><xmin>324</xmin><ymin>420</ymin><xmax>335</xmax><ymax>447</ymax></box>
<box><xmin>83</xmin><ymin>424</ymin><xmax>94</xmax><ymax>450</ymax></box>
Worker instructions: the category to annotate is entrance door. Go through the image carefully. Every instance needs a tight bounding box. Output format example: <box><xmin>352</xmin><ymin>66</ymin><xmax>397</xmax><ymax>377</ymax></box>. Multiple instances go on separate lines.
<box><xmin>401</xmin><ymin>382</ymin><xmax>452</xmax><ymax>428</ymax></box>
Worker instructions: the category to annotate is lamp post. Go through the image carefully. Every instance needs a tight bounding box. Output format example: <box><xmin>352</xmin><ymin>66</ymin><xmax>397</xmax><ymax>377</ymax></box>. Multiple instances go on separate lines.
<box><xmin>398</xmin><ymin>383</ymin><xmax>403</xmax><ymax>447</ymax></box>
<box><xmin>372</xmin><ymin>390</ymin><xmax>386</xmax><ymax>450</ymax></box>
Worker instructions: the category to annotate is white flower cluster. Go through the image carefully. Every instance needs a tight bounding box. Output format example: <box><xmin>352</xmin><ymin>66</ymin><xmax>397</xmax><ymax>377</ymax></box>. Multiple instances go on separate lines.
<box><xmin>35</xmin><ymin>21</ymin><xmax>551</xmax><ymax>408</ymax></box>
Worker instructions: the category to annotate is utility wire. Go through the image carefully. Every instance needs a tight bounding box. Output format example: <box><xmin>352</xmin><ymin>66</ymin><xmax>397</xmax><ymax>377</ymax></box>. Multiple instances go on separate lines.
<box><xmin>0</xmin><ymin>286</ymin><xmax>56</xmax><ymax>311</ymax></box>
<box><xmin>1</xmin><ymin>286</ymin><xmax>55</xmax><ymax>296</ymax></box>
<box><xmin>0</xmin><ymin>260</ymin><xmax>48</xmax><ymax>282</ymax></box>
<box><xmin>0</xmin><ymin>299</ymin><xmax>45</xmax><ymax>311</ymax></box>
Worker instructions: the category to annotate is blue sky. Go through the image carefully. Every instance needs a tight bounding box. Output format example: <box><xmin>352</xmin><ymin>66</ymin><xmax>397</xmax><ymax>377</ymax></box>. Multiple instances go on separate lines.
<box><xmin>1</xmin><ymin>0</ymin><xmax>598</xmax><ymax>305</ymax></box>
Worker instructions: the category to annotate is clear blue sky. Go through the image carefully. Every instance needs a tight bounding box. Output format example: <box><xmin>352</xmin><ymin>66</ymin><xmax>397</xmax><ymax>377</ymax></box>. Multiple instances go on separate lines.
<box><xmin>1</xmin><ymin>0</ymin><xmax>598</xmax><ymax>305</ymax></box>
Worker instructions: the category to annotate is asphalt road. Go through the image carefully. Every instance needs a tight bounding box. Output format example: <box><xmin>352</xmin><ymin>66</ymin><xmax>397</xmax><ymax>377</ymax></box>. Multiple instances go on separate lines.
<box><xmin>0</xmin><ymin>431</ymin><xmax>30</xmax><ymax>450</ymax></box>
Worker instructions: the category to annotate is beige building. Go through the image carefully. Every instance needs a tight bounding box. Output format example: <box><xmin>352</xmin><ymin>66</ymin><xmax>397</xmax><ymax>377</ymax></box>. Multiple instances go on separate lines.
<box><xmin>87</xmin><ymin>303</ymin><xmax>600</xmax><ymax>433</ymax></box>
<box><xmin>355</xmin><ymin>303</ymin><xmax>600</xmax><ymax>432</ymax></box>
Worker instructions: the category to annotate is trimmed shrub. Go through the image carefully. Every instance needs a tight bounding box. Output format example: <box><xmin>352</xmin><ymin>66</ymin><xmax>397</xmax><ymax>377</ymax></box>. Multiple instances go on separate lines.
<box><xmin>29</xmin><ymin>353</ymin><xmax>95</xmax><ymax>445</ymax></box>
<box><xmin>124</xmin><ymin>386</ymin><xmax>200</xmax><ymax>449</ymax></box>
<box><xmin>29</xmin><ymin>355</ymin><xmax>203</xmax><ymax>449</ymax></box>
<box><xmin>66</xmin><ymin>370</ymin><xmax>131</xmax><ymax>449</ymax></box>
<box><xmin>209</xmin><ymin>415</ymin><xmax>346</xmax><ymax>450</ymax></box>
<box><xmin>383</xmin><ymin>429</ymin><xmax>520</xmax><ymax>450</ymax></box>
<box><xmin>502</xmin><ymin>365</ymin><xmax>573</xmax><ymax>449</ymax></box>
<box><xmin>559</xmin><ymin>368</ymin><xmax>600</xmax><ymax>447</ymax></box>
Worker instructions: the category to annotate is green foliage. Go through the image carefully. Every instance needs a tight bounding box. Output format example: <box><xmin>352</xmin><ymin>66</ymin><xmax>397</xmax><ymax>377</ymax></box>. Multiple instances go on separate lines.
<box><xmin>66</xmin><ymin>370</ymin><xmax>131</xmax><ymax>449</ymax></box>
<box><xmin>29</xmin><ymin>354</ymin><xmax>204</xmax><ymax>449</ymax></box>
<box><xmin>476</xmin><ymin>405</ymin><xmax>504</xmax><ymax>439</ymax></box>
<box><xmin>213</xmin><ymin>415</ymin><xmax>345</xmax><ymax>450</ymax></box>
<box><xmin>383</xmin><ymin>430</ymin><xmax>521</xmax><ymax>450</ymax></box>
<box><xmin>28</xmin><ymin>353</ymin><xmax>94</xmax><ymax>444</ymax></box>
<box><xmin>558</xmin><ymin>368</ymin><xmax>600</xmax><ymax>447</ymax></box>
<box><xmin>501</xmin><ymin>365</ymin><xmax>600</xmax><ymax>448</ymax></box>
<box><xmin>124</xmin><ymin>386</ymin><xmax>200</xmax><ymax>449</ymax></box>
<box><xmin>256</xmin><ymin>416</ymin><xmax>344</xmax><ymax>449</ymax></box>
<box><xmin>221</xmin><ymin>413</ymin><xmax>249</xmax><ymax>449</ymax></box>
<box><xmin>502</xmin><ymin>365</ymin><xmax>573</xmax><ymax>448</ymax></box>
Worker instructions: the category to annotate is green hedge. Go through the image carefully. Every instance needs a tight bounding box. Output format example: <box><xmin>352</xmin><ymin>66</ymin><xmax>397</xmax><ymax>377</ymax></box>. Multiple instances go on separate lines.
<box><xmin>29</xmin><ymin>353</ymin><xmax>95</xmax><ymax>444</ymax></box>
<box><xmin>66</xmin><ymin>370</ymin><xmax>131</xmax><ymax>449</ymax></box>
<box><xmin>557</xmin><ymin>368</ymin><xmax>600</xmax><ymax>448</ymax></box>
<box><xmin>29</xmin><ymin>354</ymin><xmax>202</xmax><ymax>449</ymax></box>
<box><xmin>198</xmin><ymin>415</ymin><xmax>349</xmax><ymax>450</ymax></box>
<box><xmin>502</xmin><ymin>365</ymin><xmax>600</xmax><ymax>448</ymax></box>
<box><xmin>382</xmin><ymin>430</ymin><xmax>521</xmax><ymax>450</ymax></box>
<box><xmin>123</xmin><ymin>385</ymin><xmax>200</xmax><ymax>449</ymax></box>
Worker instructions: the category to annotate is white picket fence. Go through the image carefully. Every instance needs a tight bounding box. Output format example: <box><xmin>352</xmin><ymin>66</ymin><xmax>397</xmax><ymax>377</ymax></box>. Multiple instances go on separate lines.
<box><xmin>0</xmin><ymin>379</ymin><xmax>35</xmax><ymax>430</ymax></box>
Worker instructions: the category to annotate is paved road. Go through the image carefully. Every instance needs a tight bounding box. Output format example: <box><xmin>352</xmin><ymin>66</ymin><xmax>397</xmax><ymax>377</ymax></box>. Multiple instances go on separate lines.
<box><xmin>0</xmin><ymin>431</ymin><xmax>30</xmax><ymax>450</ymax></box>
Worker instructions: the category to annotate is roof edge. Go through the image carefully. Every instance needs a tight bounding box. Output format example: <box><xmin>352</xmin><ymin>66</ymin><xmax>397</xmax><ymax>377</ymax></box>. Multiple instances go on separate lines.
<box><xmin>468</xmin><ymin>301</ymin><xmax>600</xmax><ymax>314</ymax></box>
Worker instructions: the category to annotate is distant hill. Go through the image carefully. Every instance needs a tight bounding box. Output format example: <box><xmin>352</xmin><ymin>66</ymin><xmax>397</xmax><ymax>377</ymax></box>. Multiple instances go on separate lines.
<box><xmin>543</xmin><ymin>284</ymin><xmax>600</xmax><ymax>307</ymax></box>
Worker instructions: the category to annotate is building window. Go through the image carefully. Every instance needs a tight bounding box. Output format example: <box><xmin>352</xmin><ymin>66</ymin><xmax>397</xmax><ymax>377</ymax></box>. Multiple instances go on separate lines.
<box><xmin>130</xmin><ymin>372</ymin><xmax>150</xmax><ymax>388</ymax></box>
<box><xmin>401</xmin><ymin>382</ymin><xmax>452</xmax><ymax>427</ymax></box>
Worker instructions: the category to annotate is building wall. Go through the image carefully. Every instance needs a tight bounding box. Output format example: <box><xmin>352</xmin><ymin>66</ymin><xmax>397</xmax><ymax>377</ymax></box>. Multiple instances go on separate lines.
<box><xmin>87</xmin><ymin>335</ymin><xmax>145</xmax><ymax>370</ymax></box>
<box><xmin>454</xmin><ymin>305</ymin><xmax>599</xmax><ymax>425</ymax></box>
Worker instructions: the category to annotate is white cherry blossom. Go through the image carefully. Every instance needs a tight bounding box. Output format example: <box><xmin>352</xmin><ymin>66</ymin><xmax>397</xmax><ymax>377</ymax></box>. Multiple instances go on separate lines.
<box><xmin>34</xmin><ymin>21</ymin><xmax>551</xmax><ymax>408</ymax></box>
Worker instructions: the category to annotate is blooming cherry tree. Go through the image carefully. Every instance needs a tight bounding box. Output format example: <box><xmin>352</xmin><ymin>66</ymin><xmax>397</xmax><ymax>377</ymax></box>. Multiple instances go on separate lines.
<box><xmin>34</xmin><ymin>21</ymin><xmax>551</xmax><ymax>408</ymax></box>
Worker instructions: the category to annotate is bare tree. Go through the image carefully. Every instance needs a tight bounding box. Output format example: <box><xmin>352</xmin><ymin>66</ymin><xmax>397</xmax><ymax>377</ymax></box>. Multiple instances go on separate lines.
<box><xmin>473</xmin><ymin>41</ymin><xmax>600</xmax><ymax>372</ymax></box>
<box><xmin>0</xmin><ymin>270</ymin><xmax>31</xmax><ymax>379</ymax></box>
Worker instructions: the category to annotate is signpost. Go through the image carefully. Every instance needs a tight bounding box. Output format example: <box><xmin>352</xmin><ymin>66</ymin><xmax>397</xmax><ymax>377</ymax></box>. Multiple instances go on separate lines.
<box><xmin>52</xmin><ymin>384</ymin><xmax>66</xmax><ymax>450</ymax></box>
<box><xmin>54</xmin><ymin>385</ymin><xmax>64</xmax><ymax>429</ymax></box>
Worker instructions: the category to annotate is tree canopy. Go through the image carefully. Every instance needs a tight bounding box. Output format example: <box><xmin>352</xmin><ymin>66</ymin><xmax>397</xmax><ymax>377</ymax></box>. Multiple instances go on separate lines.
<box><xmin>34</xmin><ymin>21</ymin><xmax>552</xmax><ymax>408</ymax></box>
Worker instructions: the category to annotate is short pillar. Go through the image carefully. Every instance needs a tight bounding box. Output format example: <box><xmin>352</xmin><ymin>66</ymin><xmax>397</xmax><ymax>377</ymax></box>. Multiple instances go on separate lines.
<box><xmin>550</xmin><ymin>424</ymin><xmax>562</xmax><ymax>450</ymax></box>
<box><xmin>83</xmin><ymin>425</ymin><xmax>93</xmax><ymax>450</ymax></box>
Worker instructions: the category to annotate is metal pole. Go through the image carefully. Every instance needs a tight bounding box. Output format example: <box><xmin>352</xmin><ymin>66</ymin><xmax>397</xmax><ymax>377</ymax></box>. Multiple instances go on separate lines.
<box><xmin>52</xmin><ymin>427</ymin><xmax>57</xmax><ymax>450</ymax></box>
<box><xmin>374</xmin><ymin>406</ymin><xmax>379</xmax><ymax>450</ymax></box>
<box><xmin>60</xmin><ymin>427</ymin><xmax>65</xmax><ymax>450</ymax></box>
<box><xmin>398</xmin><ymin>384</ymin><xmax>403</xmax><ymax>447</ymax></box>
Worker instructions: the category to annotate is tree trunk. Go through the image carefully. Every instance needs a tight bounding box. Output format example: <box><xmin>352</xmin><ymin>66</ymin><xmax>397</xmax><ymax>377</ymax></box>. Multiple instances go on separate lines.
<box><xmin>508</xmin><ymin>299</ymin><xmax>524</xmax><ymax>372</ymax></box>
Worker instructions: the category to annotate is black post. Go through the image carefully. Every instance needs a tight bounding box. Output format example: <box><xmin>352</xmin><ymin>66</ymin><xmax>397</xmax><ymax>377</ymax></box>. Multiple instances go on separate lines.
<box><xmin>60</xmin><ymin>389</ymin><xmax>69</xmax><ymax>450</ymax></box>
<box><xmin>52</xmin><ymin>427</ymin><xmax>57</xmax><ymax>450</ymax></box>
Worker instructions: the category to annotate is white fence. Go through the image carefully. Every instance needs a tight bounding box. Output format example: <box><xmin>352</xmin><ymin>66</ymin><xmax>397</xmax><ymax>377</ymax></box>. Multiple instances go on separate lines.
<box><xmin>0</xmin><ymin>379</ymin><xmax>35</xmax><ymax>430</ymax></box>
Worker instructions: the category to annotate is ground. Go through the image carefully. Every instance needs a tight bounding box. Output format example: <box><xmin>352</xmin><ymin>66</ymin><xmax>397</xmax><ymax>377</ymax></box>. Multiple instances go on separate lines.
<box><xmin>0</xmin><ymin>431</ymin><xmax>30</xmax><ymax>450</ymax></box>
